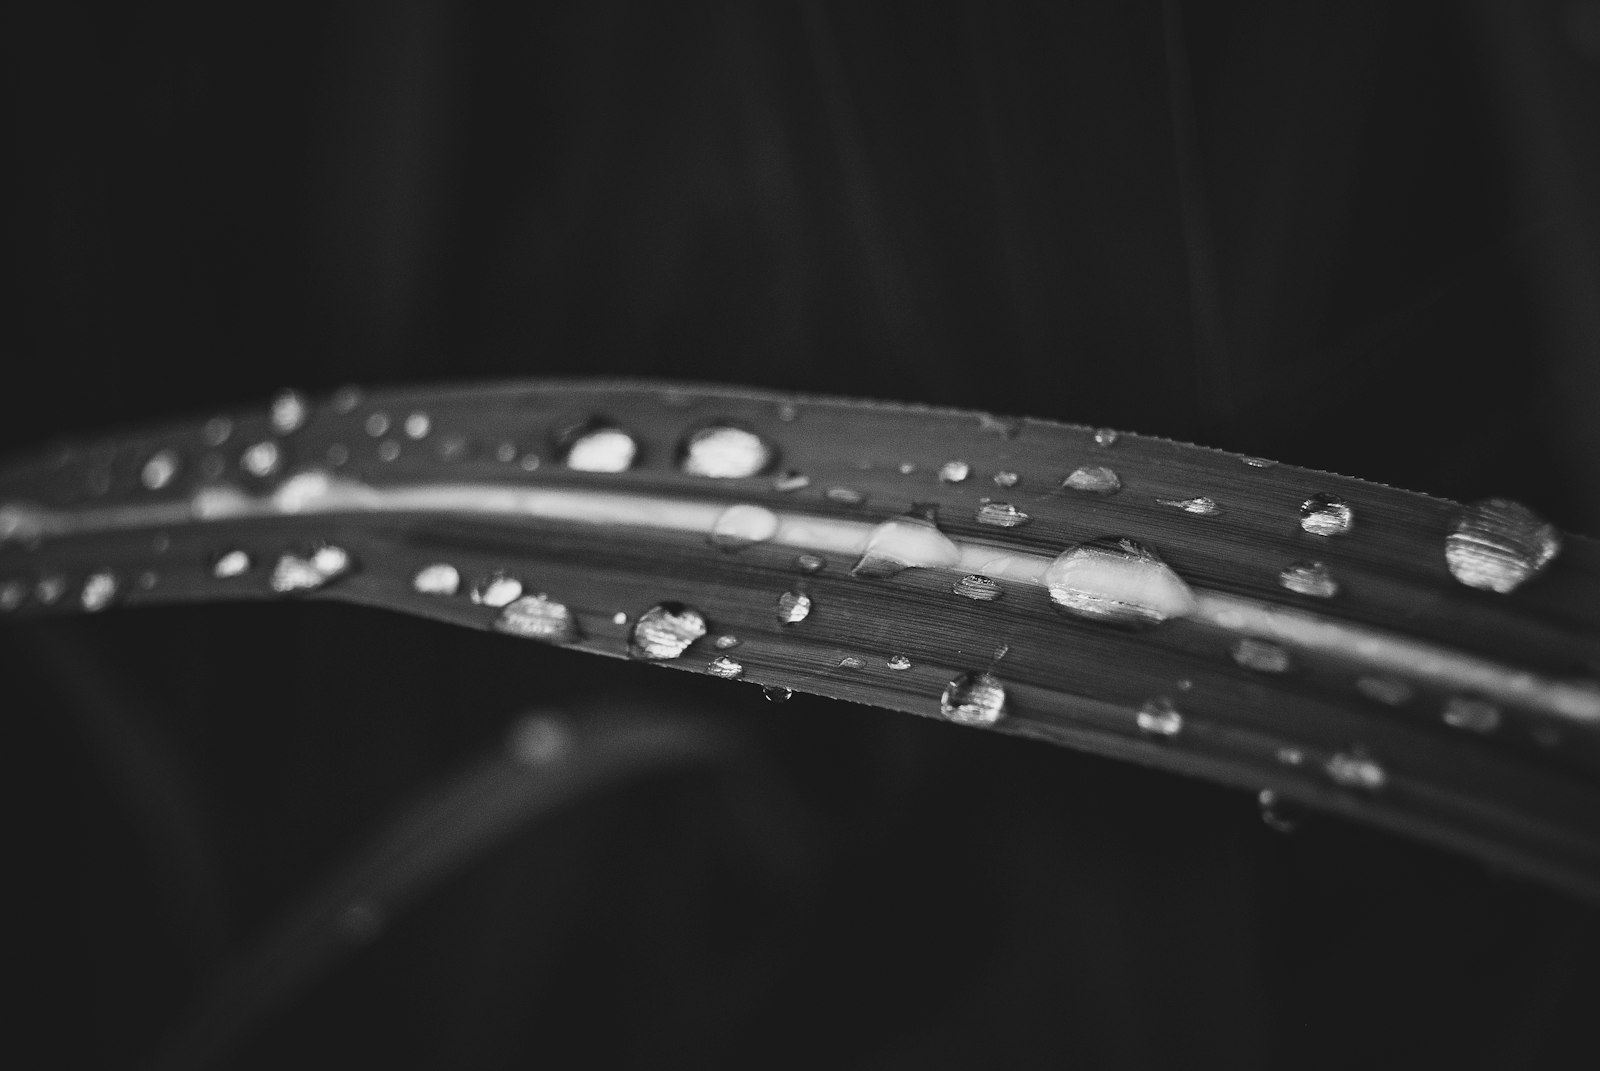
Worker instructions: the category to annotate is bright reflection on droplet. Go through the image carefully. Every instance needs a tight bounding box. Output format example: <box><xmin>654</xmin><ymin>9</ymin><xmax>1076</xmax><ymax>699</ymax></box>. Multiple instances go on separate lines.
<box><xmin>939</xmin><ymin>460</ymin><xmax>971</xmax><ymax>483</ymax></box>
<box><xmin>708</xmin><ymin>655</ymin><xmax>744</xmax><ymax>679</ymax></box>
<box><xmin>270</xmin><ymin>543</ymin><xmax>354</xmax><ymax>593</ymax></box>
<box><xmin>1062</xmin><ymin>465</ymin><xmax>1120</xmax><ymax>494</ymax></box>
<box><xmin>953</xmin><ymin>574</ymin><xmax>1002</xmax><ymax>601</ymax></box>
<box><xmin>494</xmin><ymin>594</ymin><xmax>579</xmax><ymax>644</ymax></box>
<box><xmin>1136</xmin><ymin>697</ymin><xmax>1183</xmax><ymax>736</ymax></box>
<box><xmin>776</xmin><ymin>590</ymin><xmax>811</xmax><ymax>624</ymax></box>
<box><xmin>403</xmin><ymin>412</ymin><xmax>431</xmax><ymax>440</ymax></box>
<box><xmin>212</xmin><ymin>549</ymin><xmax>252</xmax><ymax>579</ymax></box>
<box><xmin>1300</xmin><ymin>493</ymin><xmax>1353</xmax><ymax>536</ymax></box>
<box><xmin>240</xmin><ymin>441</ymin><xmax>280</xmax><ymax>478</ymax></box>
<box><xmin>1279</xmin><ymin>560</ymin><xmax>1338</xmax><ymax>598</ymax></box>
<box><xmin>710</xmin><ymin>503</ymin><xmax>780</xmax><ymax>551</ymax></box>
<box><xmin>1232</xmin><ymin>638</ymin><xmax>1292</xmax><ymax>674</ymax></box>
<box><xmin>629</xmin><ymin>603</ymin><xmax>708</xmax><ymax>659</ymax></box>
<box><xmin>412</xmin><ymin>563</ymin><xmax>460</xmax><ymax>596</ymax></box>
<box><xmin>1326</xmin><ymin>750</ymin><xmax>1386</xmax><ymax>790</ymax></box>
<box><xmin>81</xmin><ymin>570</ymin><xmax>119</xmax><ymax>612</ymax></box>
<box><xmin>141</xmin><ymin>450</ymin><xmax>179</xmax><ymax>490</ymax></box>
<box><xmin>271</xmin><ymin>390</ymin><xmax>309</xmax><ymax>433</ymax></box>
<box><xmin>563</xmin><ymin>423</ymin><xmax>638</xmax><ymax>473</ymax></box>
<box><xmin>1443</xmin><ymin>696</ymin><xmax>1501</xmax><ymax>733</ymax></box>
<box><xmin>975</xmin><ymin>501</ymin><xmax>1030</xmax><ymax>528</ymax></box>
<box><xmin>680</xmin><ymin>424</ymin><xmax>774</xmax><ymax>478</ymax></box>
<box><xmin>1044</xmin><ymin>536</ymin><xmax>1197</xmax><ymax>628</ymax></box>
<box><xmin>1445</xmin><ymin>498</ymin><xmax>1561</xmax><ymax>593</ymax></box>
<box><xmin>940</xmin><ymin>672</ymin><xmax>1007</xmax><ymax>726</ymax></box>
<box><xmin>471</xmin><ymin>571</ymin><xmax>523</xmax><ymax>608</ymax></box>
<box><xmin>852</xmin><ymin>512</ymin><xmax>962</xmax><ymax>578</ymax></box>
<box><xmin>714</xmin><ymin>634</ymin><xmax>740</xmax><ymax>650</ymax></box>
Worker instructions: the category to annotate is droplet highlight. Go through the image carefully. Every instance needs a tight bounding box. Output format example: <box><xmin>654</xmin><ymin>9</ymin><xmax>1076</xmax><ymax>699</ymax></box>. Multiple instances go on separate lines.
<box><xmin>80</xmin><ymin>570</ymin><xmax>119</xmax><ymax>612</ymax></box>
<box><xmin>1356</xmin><ymin>676</ymin><xmax>1413</xmax><ymax>706</ymax></box>
<box><xmin>1444</xmin><ymin>498</ymin><xmax>1561</xmax><ymax>593</ymax></box>
<box><xmin>562</xmin><ymin>422</ymin><xmax>638</xmax><ymax>473</ymax></box>
<box><xmin>795</xmin><ymin>553</ymin><xmax>825</xmax><ymax>574</ymax></box>
<box><xmin>773</xmin><ymin>471</ymin><xmax>811</xmax><ymax>493</ymax></box>
<box><xmin>993</xmin><ymin>471</ymin><xmax>1019</xmax><ymax>488</ymax></box>
<box><xmin>714</xmin><ymin>634</ymin><xmax>741</xmax><ymax>650</ymax></box>
<box><xmin>629</xmin><ymin>603</ymin><xmax>708</xmax><ymax>660</ymax></box>
<box><xmin>763</xmin><ymin>686</ymin><xmax>794</xmax><ymax>703</ymax></box>
<box><xmin>141</xmin><ymin>450</ymin><xmax>179</xmax><ymax>491</ymax></box>
<box><xmin>1093</xmin><ymin>428</ymin><xmax>1118</xmax><ymax>447</ymax></box>
<box><xmin>1325</xmin><ymin>750</ymin><xmax>1386</xmax><ymax>791</ymax></box>
<box><xmin>270</xmin><ymin>390</ymin><xmax>309</xmax><ymax>433</ymax></box>
<box><xmin>1136</xmin><ymin>697</ymin><xmax>1183</xmax><ymax>736</ymax></box>
<box><xmin>211</xmin><ymin>549</ymin><xmax>252</xmax><ymax>579</ymax></box>
<box><xmin>403</xmin><ymin>412</ymin><xmax>431</xmax><ymax>440</ymax></box>
<box><xmin>240</xmin><ymin>441</ymin><xmax>280</xmax><ymax>478</ymax></box>
<box><xmin>940</xmin><ymin>672</ymin><xmax>1007</xmax><ymax>726</ymax></box>
<box><xmin>1044</xmin><ymin>536</ymin><xmax>1197</xmax><ymax>628</ymax></box>
<box><xmin>938</xmin><ymin>460</ymin><xmax>971</xmax><ymax>484</ymax></box>
<box><xmin>1258</xmin><ymin>790</ymin><xmax>1301</xmax><ymax>833</ymax></box>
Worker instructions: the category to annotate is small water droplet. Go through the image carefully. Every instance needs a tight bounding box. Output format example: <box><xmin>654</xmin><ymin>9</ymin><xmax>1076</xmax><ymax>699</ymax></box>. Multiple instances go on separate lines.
<box><xmin>495</xmin><ymin>442</ymin><xmax>518</xmax><ymax>463</ymax></box>
<box><xmin>507</xmin><ymin>716</ymin><xmax>571</xmax><ymax>765</ymax></box>
<box><xmin>494</xmin><ymin>594</ymin><xmax>580</xmax><ymax>644</ymax></box>
<box><xmin>763</xmin><ymin>686</ymin><xmax>794</xmax><ymax>703</ymax></box>
<box><xmin>270</xmin><ymin>390</ymin><xmax>309</xmax><ymax>433</ymax></box>
<box><xmin>680</xmin><ymin>424</ymin><xmax>774</xmax><ymax>478</ymax></box>
<box><xmin>412</xmin><ymin>563</ymin><xmax>460</xmax><ymax>596</ymax></box>
<box><xmin>377</xmin><ymin>440</ymin><xmax>401</xmax><ymax>462</ymax></box>
<box><xmin>1444</xmin><ymin>498</ymin><xmax>1561</xmax><ymax>593</ymax></box>
<box><xmin>1157</xmin><ymin>496</ymin><xmax>1220</xmax><ymax>516</ymax></box>
<box><xmin>1257</xmin><ymin>790</ymin><xmax>1301</xmax><ymax>833</ymax></box>
<box><xmin>940</xmin><ymin>671</ymin><xmax>1007</xmax><ymax>725</ymax></box>
<box><xmin>773</xmin><ymin>470</ymin><xmax>810</xmax><ymax>492</ymax></box>
<box><xmin>853</xmin><ymin>512</ymin><xmax>962</xmax><ymax>578</ymax></box>
<box><xmin>708</xmin><ymin>655</ymin><xmax>744</xmax><ymax>679</ymax></box>
<box><xmin>330</xmin><ymin>386</ymin><xmax>362</xmax><ymax>414</ymax></box>
<box><xmin>0</xmin><ymin>579</ymin><xmax>26</xmax><ymax>611</ymax></box>
<box><xmin>1325</xmin><ymin>749</ymin><xmax>1386</xmax><ymax>791</ymax></box>
<box><xmin>137</xmin><ymin>571</ymin><xmax>157</xmax><ymax>591</ymax></box>
<box><xmin>80</xmin><ymin>570</ymin><xmax>119</xmax><ymax>612</ymax></box>
<box><xmin>270</xmin><ymin>543</ymin><xmax>354</xmax><ymax>593</ymax></box>
<box><xmin>326</xmin><ymin>443</ymin><xmax>349</xmax><ymax>466</ymax></box>
<box><xmin>519</xmin><ymin>454</ymin><xmax>540</xmax><ymax>471</ymax></box>
<box><xmin>710</xmin><ymin>503</ymin><xmax>780</xmax><ymax>551</ymax></box>
<box><xmin>953</xmin><ymin>574</ymin><xmax>1002</xmax><ymax>601</ymax></box>
<box><xmin>403</xmin><ymin>412</ymin><xmax>431</xmax><ymax>440</ymax></box>
<box><xmin>825</xmin><ymin>487</ymin><xmax>865</xmax><ymax>506</ymax></box>
<box><xmin>776</xmin><ymin>402</ymin><xmax>799</xmax><ymax>422</ymax></box>
<box><xmin>1277</xmin><ymin>747</ymin><xmax>1305</xmax><ymax>766</ymax></box>
<box><xmin>887</xmin><ymin>654</ymin><xmax>912</xmax><ymax>670</ymax></box>
<box><xmin>993</xmin><ymin>470</ymin><xmax>1019</xmax><ymax>488</ymax></box>
<box><xmin>838</xmin><ymin>656</ymin><xmax>865</xmax><ymax>669</ymax></box>
<box><xmin>795</xmin><ymin>553</ymin><xmax>825</xmax><ymax>574</ymax></box>
<box><xmin>202</xmin><ymin>416</ymin><xmax>233</xmax><ymax>446</ymax></box>
<box><xmin>1232</xmin><ymin>638</ymin><xmax>1293</xmax><ymax>674</ymax></box>
<box><xmin>1300</xmin><ymin>493</ymin><xmax>1353</xmax><ymax>536</ymax></box>
<box><xmin>714</xmin><ymin>634</ymin><xmax>741</xmax><ymax>650</ymax></box>
<box><xmin>975</xmin><ymin>501</ymin><xmax>1030</xmax><ymax>528</ymax></box>
<box><xmin>365</xmin><ymin>412</ymin><xmax>391</xmax><ymax>437</ymax></box>
<box><xmin>629</xmin><ymin>603</ymin><xmax>708</xmax><ymax>659</ymax></box>
<box><xmin>897</xmin><ymin>461</ymin><xmax>916</xmax><ymax>475</ymax></box>
<box><xmin>561</xmin><ymin>422</ymin><xmax>638</xmax><ymax>473</ymax></box>
<box><xmin>1356</xmin><ymin>676</ymin><xmax>1413</xmax><ymax>706</ymax></box>
<box><xmin>140</xmin><ymin>449</ymin><xmax>179</xmax><ymax>490</ymax></box>
<box><xmin>1443</xmin><ymin>696</ymin><xmax>1501</xmax><ymax>733</ymax></box>
<box><xmin>211</xmin><ymin>549</ymin><xmax>252</xmax><ymax>578</ymax></box>
<box><xmin>938</xmin><ymin>460</ymin><xmax>971</xmax><ymax>483</ymax></box>
<box><xmin>1062</xmin><ymin>465</ymin><xmax>1121</xmax><ymax>494</ymax></box>
<box><xmin>1136</xmin><ymin>697</ymin><xmax>1183</xmax><ymax>736</ymax></box>
<box><xmin>471</xmin><ymin>571</ymin><xmax>523</xmax><ymax>607</ymax></box>
<box><xmin>36</xmin><ymin>576</ymin><xmax>66</xmax><ymax>604</ymax></box>
<box><xmin>1044</xmin><ymin>536</ymin><xmax>1197</xmax><ymax>628</ymax></box>
<box><xmin>1279</xmin><ymin>560</ymin><xmax>1338</xmax><ymax>598</ymax></box>
<box><xmin>240</xmin><ymin>441</ymin><xmax>280</xmax><ymax>478</ymax></box>
<box><xmin>776</xmin><ymin>590</ymin><xmax>812</xmax><ymax>624</ymax></box>
<box><xmin>1093</xmin><ymin>427</ymin><xmax>1118</xmax><ymax>447</ymax></box>
<box><xmin>1241</xmin><ymin>456</ymin><xmax>1276</xmax><ymax>468</ymax></box>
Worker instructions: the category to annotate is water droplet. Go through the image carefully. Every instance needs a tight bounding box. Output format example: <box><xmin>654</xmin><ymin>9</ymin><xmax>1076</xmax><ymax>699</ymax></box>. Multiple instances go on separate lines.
<box><xmin>80</xmin><ymin>570</ymin><xmax>119</xmax><ymax>612</ymax></box>
<box><xmin>141</xmin><ymin>450</ymin><xmax>179</xmax><ymax>490</ymax></box>
<box><xmin>202</xmin><ymin>416</ymin><xmax>233</xmax><ymax>446</ymax></box>
<box><xmin>1279</xmin><ymin>560</ymin><xmax>1338</xmax><ymax>598</ymax></box>
<box><xmin>0</xmin><ymin>580</ymin><xmax>26</xmax><ymax>611</ymax></box>
<box><xmin>495</xmin><ymin>442</ymin><xmax>518</xmax><ymax>463</ymax></box>
<box><xmin>412</xmin><ymin>563</ymin><xmax>460</xmax><ymax>596</ymax></box>
<box><xmin>507</xmin><ymin>716</ymin><xmax>570</xmax><ymax>765</ymax></box>
<box><xmin>993</xmin><ymin>470</ymin><xmax>1019</xmax><ymax>488</ymax></box>
<box><xmin>710</xmin><ymin>503</ymin><xmax>780</xmax><ymax>551</ymax></box>
<box><xmin>708</xmin><ymin>655</ymin><xmax>744</xmax><ymax>679</ymax></box>
<box><xmin>795</xmin><ymin>553</ymin><xmax>825</xmax><ymax>574</ymax></box>
<box><xmin>1300</xmin><ymin>493</ymin><xmax>1353</xmax><ymax>537</ymax></box>
<box><xmin>1356</xmin><ymin>676</ymin><xmax>1413</xmax><ymax>706</ymax></box>
<box><xmin>887</xmin><ymin>654</ymin><xmax>912</xmax><ymax>670</ymax></box>
<box><xmin>953</xmin><ymin>574</ymin><xmax>1002</xmax><ymax>601</ymax></box>
<box><xmin>35</xmin><ymin>576</ymin><xmax>66</xmax><ymax>604</ymax></box>
<box><xmin>763</xmin><ymin>686</ymin><xmax>794</xmax><ymax>703</ymax></box>
<box><xmin>1093</xmin><ymin>427</ymin><xmax>1118</xmax><ymax>447</ymax></box>
<box><xmin>330</xmin><ymin>386</ymin><xmax>362</xmax><ymax>414</ymax></box>
<box><xmin>1325</xmin><ymin>750</ymin><xmax>1386</xmax><ymax>791</ymax></box>
<box><xmin>938</xmin><ymin>460</ymin><xmax>971</xmax><ymax>483</ymax></box>
<box><xmin>1136</xmin><ymin>697</ymin><xmax>1183</xmax><ymax>736</ymax></box>
<box><xmin>365</xmin><ymin>412</ymin><xmax>391</xmax><ymax>437</ymax></box>
<box><xmin>270</xmin><ymin>543</ymin><xmax>354</xmax><ymax>593</ymax></box>
<box><xmin>1444</xmin><ymin>498</ymin><xmax>1561</xmax><ymax>593</ymax></box>
<box><xmin>494</xmin><ymin>594</ymin><xmax>580</xmax><ymax>644</ymax></box>
<box><xmin>1157</xmin><ymin>496</ymin><xmax>1220</xmax><ymax>516</ymax></box>
<box><xmin>1257</xmin><ymin>790</ymin><xmax>1301</xmax><ymax>833</ymax></box>
<box><xmin>629</xmin><ymin>603</ymin><xmax>708</xmax><ymax>659</ymax></box>
<box><xmin>1044</xmin><ymin>536</ymin><xmax>1197</xmax><ymax>628</ymax></box>
<box><xmin>561</xmin><ymin>422</ymin><xmax>638</xmax><ymax>473</ymax></box>
<box><xmin>897</xmin><ymin>462</ymin><xmax>916</xmax><ymax>475</ymax></box>
<box><xmin>326</xmin><ymin>443</ymin><xmax>349</xmax><ymax>466</ymax></box>
<box><xmin>470</xmin><ymin>571</ymin><xmax>523</xmax><ymax>608</ymax></box>
<box><xmin>240</xmin><ymin>441</ymin><xmax>280</xmax><ymax>478</ymax></box>
<box><xmin>940</xmin><ymin>672</ymin><xmax>1007</xmax><ymax>726</ymax></box>
<box><xmin>211</xmin><ymin>549</ymin><xmax>252</xmax><ymax>579</ymax></box>
<box><xmin>1443</xmin><ymin>696</ymin><xmax>1501</xmax><ymax>733</ymax></box>
<box><xmin>679</xmin><ymin>424</ymin><xmax>774</xmax><ymax>478</ymax></box>
<box><xmin>519</xmin><ymin>454</ymin><xmax>540</xmax><ymax>471</ymax></box>
<box><xmin>852</xmin><ymin>512</ymin><xmax>962</xmax><ymax>578</ymax></box>
<box><xmin>136</xmin><ymin>571</ymin><xmax>157</xmax><ymax>591</ymax></box>
<box><xmin>1277</xmin><ymin>747</ymin><xmax>1306</xmax><ymax>766</ymax></box>
<box><xmin>838</xmin><ymin>656</ymin><xmax>865</xmax><ymax>670</ymax></box>
<box><xmin>776</xmin><ymin>590</ymin><xmax>812</xmax><ymax>624</ymax></box>
<box><xmin>714</xmin><ymin>634</ymin><xmax>741</xmax><ymax>650</ymax></box>
<box><xmin>776</xmin><ymin>402</ymin><xmax>799</xmax><ymax>422</ymax></box>
<box><xmin>1231</xmin><ymin>638</ymin><xmax>1293</xmax><ymax>674</ymax></box>
<box><xmin>270</xmin><ymin>390</ymin><xmax>309</xmax><ymax>433</ymax></box>
<box><xmin>975</xmin><ymin>501</ymin><xmax>1030</xmax><ymax>528</ymax></box>
<box><xmin>377</xmin><ymin>440</ymin><xmax>401</xmax><ymax>462</ymax></box>
<box><xmin>1241</xmin><ymin>456</ymin><xmax>1275</xmax><ymax>468</ymax></box>
<box><xmin>403</xmin><ymin>412</ymin><xmax>431</xmax><ymax>440</ymax></box>
<box><xmin>773</xmin><ymin>470</ymin><xmax>811</xmax><ymax>493</ymax></box>
<box><xmin>825</xmin><ymin>487</ymin><xmax>865</xmax><ymax>506</ymax></box>
<box><xmin>1062</xmin><ymin>465</ymin><xmax>1121</xmax><ymax>494</ymax></box>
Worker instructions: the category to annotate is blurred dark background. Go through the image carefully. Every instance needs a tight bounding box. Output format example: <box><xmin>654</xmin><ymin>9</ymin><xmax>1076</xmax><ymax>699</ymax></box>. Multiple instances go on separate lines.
<box><xmin>8</xmin><ymin>2</ymin><xmax>1600</xmax><ymax>1067</ymax></box>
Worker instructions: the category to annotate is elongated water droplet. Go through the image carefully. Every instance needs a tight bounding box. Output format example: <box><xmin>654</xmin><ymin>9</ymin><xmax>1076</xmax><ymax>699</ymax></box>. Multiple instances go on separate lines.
<box><xmin>710</xmin><ymin>503</ymin><xmax>780</xmax><ymax>550</ymax></box>
<box><xmin>838</xmin><ymin>656</ymin><xmax>865</xmax><ymax>669</ymax></box>
<box><xmin>953</xmin><ymin>574</ymin><xmax>1002</xmax><ymax>601</ymax></box>
<box><xmin>470</xmin><ymin>571</ymin><xmax>523</xmax><ymax>608</ymax></box>
<box><xmin>494</xmin><ymin>594</ymin><xmax>579</xmax><ymax>644</ymax></box>
<box><xmin>714</xmin><ymin>634</ymin><xmax>740</xmax><ymax>650</ymax></box>
<box><xmin>1326</xmin><ymin>750</ymin><xmax>1386</xmax><ymax>790</ymax></box>
<box><xmin>776</xmin><ymin>590</ymin><xmax>811</xmax><ymax>624</ymax></box>
<box><xmin>141</xmin><ymin>450</ymin><xmax>179</xmax><ymax>490</ymax></box>
<box><xmin>1257</xmin><ymin>790</ymin><xmax>1301</xmax><ymax>833</ymax></box>
<box><xmin>773</xmin><ymin>470</ymin><xmax>811</xmax><ymax>492</ymax></box>
<box><xmin>796</xmin><ymin>553</ymin><xmax>825</xmax><ymax>574</ymax></box>
<box><xmin>1136</xmin><ymin>697</ymin><xmax>1183</xmax><ymax>736</ymax></box>
<box><xmin>993</xmin><ymin>470</ymin><xmax>1019</xmax><ymax>488</ymax></box>
<box><xmin>1157</xmin><ymin>496</ymin><xmax>1220</xmax><ymax>516</ymax></box>
<box><xmin>940</xmin><ymin>672</ymin><xmax>1007</xmax><ymax>726</ymax></box>
<box><xmin>270</xmin><ymin>543</ymin><xmax>354</xmax><ymax>593</ymax></box>
<box><xmin>562</xmin><ymin>422</ymin><xmax>638</xmax><ymax>473</ymax></box>
<box><xmin>1356</xmin><ymin>676</ymin><xmax>1413</xmax><ymax>706</ymax></box>
<box><xmin>680</xmin><ymin>424</ymin><xmax>774</xmax><ymax>478</ymax></box>
<box><xmin>763</xmin><ymin>686</ymin><xmax>793</xmax><ymax>703</ymax></box>
<box><xmin>1300</xmin><ymin>493</ymin><xmax>1353</xmax><ymax>536</ymax></box>
<box><xmin>853</xmin><ymin>512</ymin><xmax>962</xmax><ymax>578</ymax></box>
<box><xmin>887</xmin><ymin>655</ymin><xmax>912</xmax><ymax>670</ymax></box>
<box><xmin>403</xmin><ymin>412</ymin><xmax>431</xmax><ymax>440</ymax></box>
<box><xmin>211</xmin><ymin>549</ymin><xmax>252</xmax><ymax>579</ymax></box>
<box><xmin>271</xmin><ymin>390</ymin><xmax>309</xmax><ymax>433</ymax></box>
<box><xmin>412</xmin><ymin>563</ymin><xmax>460</xmax><ymax>596</ymax></box>
<box><xmin>629</xmin><ymin>603</ymin><xmax>708</xmax><ymax>659</ymax></box>
<box><xmin>1232</xmin><ymin>638</ymin><xmax>1292</xmax><ymax>674</ymax></box>
<box><xmin>1443</xmin><ymin>696</ymin><xmax>1501</xmax><ymax>733</ymax></box>
<box><xmin>826</xmin><ymin>487</ymin><xmax>865</xmax><ymax>506</ymax></box>
<box><xmin>1044</xmin><ymin>536</ymin><xmax>1197</xmax><ymax>628</ymax></box>
<box><xmin>1279</xmin><ymin>560</ymin><xmax>1338</xmax><ymax>598</ymax></box>
<box><xmin>240</xmin><ymin>441</ymin><xmax>280</xmax><ymax>478</ymax></box>
<box><xmin>1093</xmin><ymin>427</ymin><xmax>1118</xmax><ymax>447</ymax></box>
<box><xmin>975</xmin><ymin>501</ymin><xmax>1030</xmax><ymax>528</ymax></box>
<box><xmin>708</xmin><ymin>655</ymin><xmax>744</xmax><ymax>679</ymax></box>
<box><xmin>81</xmin><ymin>570</ymin><xmax>119</xmax><ymax>612</ymax></box>
<box><xmin>1063</xmin><ymin>465</ymin><xmax>1121</xmax><ymax>494</ymax></box>
<box><xmin>938</xmin><ymin>460</ymin><xmax>971</xmax><ymax>483</ymax></box>
<box><xmin>1444</xmin><ymin>498</ymin><xmax>1561</xmax><ymax>593</ymax></box>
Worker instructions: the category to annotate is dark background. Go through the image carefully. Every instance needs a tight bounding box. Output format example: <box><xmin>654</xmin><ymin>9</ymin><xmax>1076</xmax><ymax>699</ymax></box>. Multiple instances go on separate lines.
<box><xmin>9</xmin><ymin>2</ymin><xmax>1600</xmax><ymax>1067</ymax></box>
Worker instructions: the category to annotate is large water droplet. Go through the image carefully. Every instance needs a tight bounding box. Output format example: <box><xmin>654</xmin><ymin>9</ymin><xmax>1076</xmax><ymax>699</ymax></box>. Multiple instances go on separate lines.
<box><xmin>1300</xmin><ymin>493</ymin><xmax>1353</xmax><ymax>536</ymax></box>
<box><xmin>1257</xmin><ymin>790</ymin><xmax>1301</xmax><ymax>833</ymax></box>
<box><xmin>1325</xmin><ymin>750</ymin><xmax>1386</xmax><ymax>790</ymax></box>
<box><xmin>940</xmin><ymin>672</ymin><xmax>1007</xmax><ymax>726</ymax></box>
<box><xmin>887</xmin><ymin>655</ymin><xmax>912</xmax><ymax>671</ymax></box>
<box><xmin>975</xmin><ymin>501</ymin><xmax>1030</xmax><ymax>528</ymax></box>
<box><xmin>494</xmin><ymin>594</ymin><xmax>579</xmax><ymax>644</ymax></box>
<box><xmin>776</xmin><ymin>590</ymin><xmax>812</xmax><ymax>624</ymax></box>
<box><xmin>629</xmin><ymin>603</ymin><xmax>708</xmax><ymax>659</ymax></box>
<box><xmin>1279</xmin><ymin>560</ymin><xmax>1338</xmax><ymax>598</ymax></box>
<box><xmin>763</xmin><ymin>686</ymin><xmax>793</xmax><ymax>703</ymax></box>
<box><xmin>1157</xmin><ymin>496</ymin><xmax>1220</xmax><ymax>516</ymax></box>
<box><xmin>953</xmin><ymin>574</ymin><xmax>1002</xmax><ymax>601</ymax></box>
<box><xmin>562</xmin><ymin>422</ymin><xmax>638</xmax><ymax>473</ymax></box>
<box><xmin>938</xmin><ymin>460</ymin><xmax>971</xmax><ymax>483</ymax></box>
<box><xmin>1444</xmin><ymin>498</ymin><xmax>1561</xmax><ymax>593</ymax></box>
<box><xmin>1044</xmin><ymin>536</ymin><xmax>1197</xmax><ymax>628</ymax></box>
<box><xmin>1231</xmin><ymin>638</ymin><xmax>1293</xmax><ymax>674</ymax></box>
<box><xmin>471</xmin><ymin>571</ymin><xmax>523</xmax><ymax>608</ymax></box>
<box><xmin>270</xmin><ymin>543</ymin><xmax>354</xmax><ymax>593</ymax></box>
<box><xmin>141</xmin><ymin>450</ymin><xmax>180</xmax><ymax>491</ymax></box>
<box><xmin>852</xmin><ymin>512</ymin><xmax>962</xmax><ymax>578</ymax></box>
<box><xmin>271</xmin><ymin>390</ymin><xmax>309</xmax><ymax>433</ymax></box>
<box><xmin>211</xmin><ymin>549</ymin><xmax>252</xmax><ymax>579</ymax></box>
<box><xmin>240</xmin><ymin>441</ymin><xmax>281</xmax><ymax>478</ymax></box>
<box><xmin>412</xmin><ymin>563</ymin><xmax>461</xmax><ymax>596</ymax></box>
<box><xmin>81</xmin><ymin>570</ymin><xmax>119</xmax><ymax>612</ymax></box>
<box><xmin>710</xmin><ymin>503</ymin><xmax>780</xmax><ymax>551</ymax></box>
<box><xmin>680</xmin><ymin>424</ymin><xmax>774</xmax><ymax>478</ymax></box>
<box><xmin>1062</xmin><ymin>465</ymin><xmax>1121</xmax><ymax>494</ymax></box>
<box><xmin>1443</xmin><ymin>696</ymin><xmax>1501</xmax><ymax>733</ymax></box>
<box><xmin>1136</xmin><ymin>697</ymin><xmax>1183</xmax><ymax>736</ymax></box>
<box><xmin>708</xmin><ymin>655</ymin><xmax>744</xmax><ymax>679</ymax></box>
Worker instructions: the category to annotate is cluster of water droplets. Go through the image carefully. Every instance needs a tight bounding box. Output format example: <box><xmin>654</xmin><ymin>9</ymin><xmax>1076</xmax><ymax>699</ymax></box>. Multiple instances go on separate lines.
<box><xmin>269</xmin><ymin>543</ymin><xmax>354</xmax><ymax>594</ymax></box>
